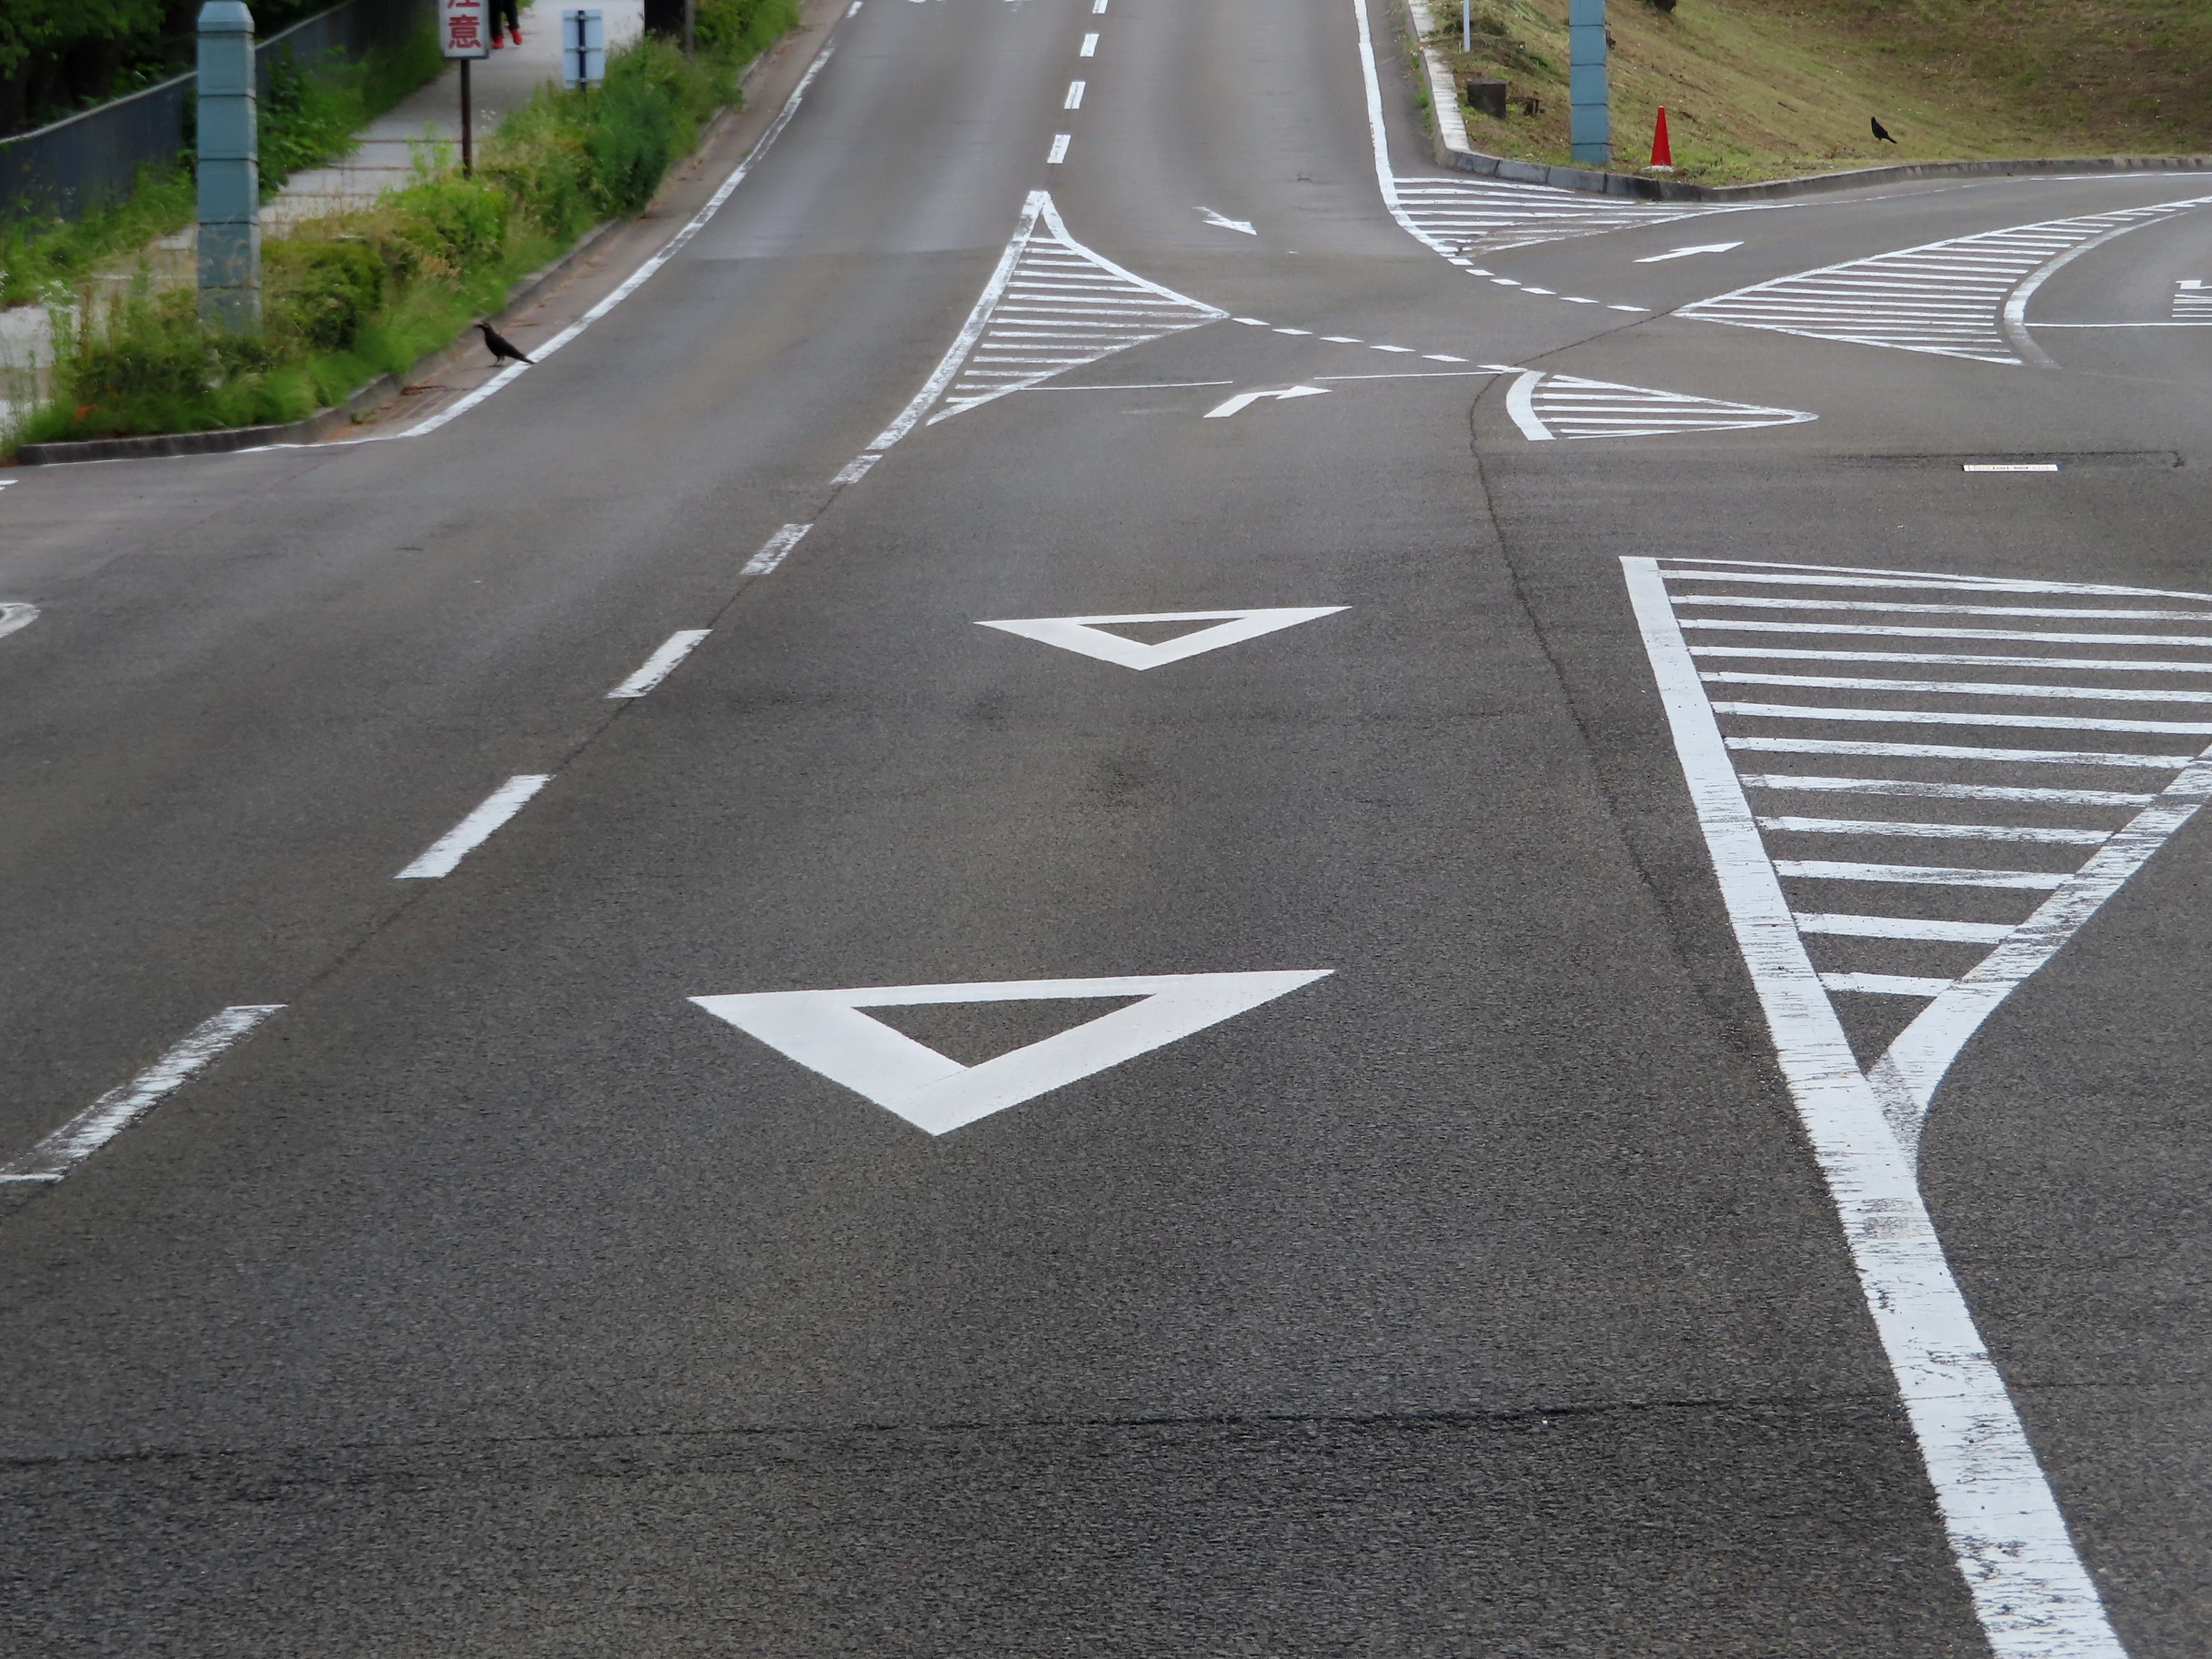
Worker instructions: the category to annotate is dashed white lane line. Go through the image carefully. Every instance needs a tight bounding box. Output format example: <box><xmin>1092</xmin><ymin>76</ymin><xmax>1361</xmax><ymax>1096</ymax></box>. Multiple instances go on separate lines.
<box><xmin>0</xmin><ymin>601</ymin><xmax>37</xmax><ymax>640</ymax></box>
<box><xmin>1080</xmin><ymin>31</ymin><xmax>1098</xmax><ymax>54</ymax></box>
<box><xmin>0</xmin><ymin>1005</ymin><xmax>284</xmax><ymax>1184</ymax></box>
<box><xmin>1064</xmin><ymin>80</ymin><xmax>1085</xmax><ymax>108</ymax></box>
<box><xmin>608</xmin><ymin>629</ymin><xmax>711</xmax><ymax>699</ymax></box>
<box><xmin>1048</xmin><ymin>133</ymin><xmax>1071</xmax><ymax>164</ymax></box>
<box><xmin>1965</xmin><ymin>462</ymin><xmax>2057</xmax><ymax>472</ymax></box>
<box><xmin>397</xmin><ymin>775</ymin><xmax>552</xmax><ymax>880</ymax></box>
<box><xmin>743</xmin><ymin>521</ymin><xmax>813</xmax><ymax>575</ymax></box>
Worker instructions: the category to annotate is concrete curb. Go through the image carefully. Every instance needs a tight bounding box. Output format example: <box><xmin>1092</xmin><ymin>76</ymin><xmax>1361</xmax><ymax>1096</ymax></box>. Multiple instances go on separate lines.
<box><xmin>15</xmin><ymin>25</ymin><xmax>791</xmax><ymax>468</ymax></box>
<box><xmin>1396</xmin><ymin>0</ymin><xmax>2212</xmax><ymax>202</ymax></box>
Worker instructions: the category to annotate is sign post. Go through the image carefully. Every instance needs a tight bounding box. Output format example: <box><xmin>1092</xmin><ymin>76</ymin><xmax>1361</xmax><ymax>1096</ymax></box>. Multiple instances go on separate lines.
<box><xmin>1567</xmin><ymin>0</ymin><xmax>1610</xmax><ymax>166</ymax></box>
<box><xmin>439</xmin><ymin>0</ymin><xmax>491</xmax><ymax>176</ymax></box>
<box><xmin>562</xmin><ymin>10</ymin><xmax>607</xmax><ymax>88</ymax></box>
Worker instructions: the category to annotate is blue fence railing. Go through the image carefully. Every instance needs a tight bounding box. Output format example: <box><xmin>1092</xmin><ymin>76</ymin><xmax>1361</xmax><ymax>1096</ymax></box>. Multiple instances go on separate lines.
<box><xmin>0</xmin><ymin>0</ymin><xmax>434</xmax><ymax>230</ymax></box>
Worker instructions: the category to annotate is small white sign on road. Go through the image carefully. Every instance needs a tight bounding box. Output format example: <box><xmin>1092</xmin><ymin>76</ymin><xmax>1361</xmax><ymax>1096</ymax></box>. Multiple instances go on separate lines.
<box><xmin>693</xmin><ymin>970</ymin><xmax>1332</xmax><ymax>1135</ymax></box>
<box><xmin>976</xmin><ymin>607</ymin><xmax>1347</xmax><ymax>670</ymax></box>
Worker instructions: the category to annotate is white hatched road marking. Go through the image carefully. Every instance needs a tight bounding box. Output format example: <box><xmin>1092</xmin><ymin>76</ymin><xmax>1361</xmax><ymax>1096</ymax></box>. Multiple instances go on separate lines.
<box><xmin>1679</xmin><ymin>196</ymin><xmax>2212</xmax><ymax>365</ymax></box>
<box><xmin>872</xmin><ymin>191</ymin><xmax>1223</xmax><ymax>437</ymax></box>
<box><xmin>1506</xmin><ymin>370</ymin><xmax>1814</xmax><ymax>441</ymax></box>
<box><xmin>1623</xmin><ymin>552</ymin><xmax>2207</xmax><ymax>1659</ymax></box>
<box><xmin>1351</xmin><ymin>0</ymin><xmax>1766</xmax><ymax>308</ymax></box>
<box><xmin>2176</xmin><ymin>277</ymin><xmax>2212</xmax><ymax>318</ymax></box>
<box><xmin>1390</xmin><ymin>176</ymin><xmax>1758</xmax><ymax>260</ymax></box>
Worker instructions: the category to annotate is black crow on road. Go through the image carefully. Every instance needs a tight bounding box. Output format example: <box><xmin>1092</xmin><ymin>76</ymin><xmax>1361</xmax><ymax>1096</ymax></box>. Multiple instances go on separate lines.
<box><xmin>1871</xmin><ymin>116</ymin><xmax>1898</xmax><ymax>143</ymax></box>
<box><xmin>475</xmin><ymin>321</ymin><xmax>534</xmax><ymax>365</ymax></box>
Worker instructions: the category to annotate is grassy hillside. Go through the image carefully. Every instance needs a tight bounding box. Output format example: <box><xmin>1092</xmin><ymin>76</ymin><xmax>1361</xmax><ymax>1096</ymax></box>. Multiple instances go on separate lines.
<box><xmin>1423</xmin><ymin>0</ymin><xmax>2212</xmax><ymax>185</ymax></box>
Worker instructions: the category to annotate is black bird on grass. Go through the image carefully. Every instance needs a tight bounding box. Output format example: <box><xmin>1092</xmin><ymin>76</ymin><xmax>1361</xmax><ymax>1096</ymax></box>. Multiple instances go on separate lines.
<box><xmin>475</xmin><ymin>321</ymin><xmax>534</xmax><ymax>366</ymax></box>
<box><xmin>1871</xmin><ymin>116</ymin><xmax>1898</xmax><ymax>144</ymax></box>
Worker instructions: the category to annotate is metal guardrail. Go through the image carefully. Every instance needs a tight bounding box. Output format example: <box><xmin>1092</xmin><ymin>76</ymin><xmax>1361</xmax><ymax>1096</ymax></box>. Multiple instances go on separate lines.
<box><xmin>0</xmin><ymin>0</ymin><xmax>434</xmax><ymax>229</ymax></box>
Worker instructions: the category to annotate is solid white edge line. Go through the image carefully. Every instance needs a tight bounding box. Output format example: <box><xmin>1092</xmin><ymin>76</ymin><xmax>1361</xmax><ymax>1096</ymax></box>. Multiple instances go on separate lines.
<box><xmin>0</xmin><ymin>601</ymin><xmax>38</xmax><ymax>640</ymax></box>
<box><xmin>1622</xmin><ymin>554</ymin><xmax>2127</xmax><ymax>1659</ymax></box>
<box><xmin>742</xmin><ymin>522</ymin><xmax>812</xmax><ymax>575</ymax></box>
<box><xmin>397</xmin><ymin>37</ymin><xmax>840</xmax><ymax>439</ymax></box>
<box><xmin>0</xmin><ymin>1005</ymin><xmax>285</xmax><ymax>1183</ymax></box>
<box><xmin>608</xmin><ymin>628</ymin><xmax>711</xmax><ymax>698</ymax></box>
<box><xmin>867</xmin><ymin>192</ymin><xmax>1048</xmax><ymax>450</ymax></box>
<box><xmin>1505</xmin><ymin>370</ymin><xmax>1552</xmax><ymax>440</ymax></box>
<box><xmin>397</xmin><ymin>774</ymin><xmax>552</xmax><ymax>879</ymax></box>
<box><xmin>2000</xmin><ymin>213</ymin><xmax>2202</xmax><ymax>367</ymax></box>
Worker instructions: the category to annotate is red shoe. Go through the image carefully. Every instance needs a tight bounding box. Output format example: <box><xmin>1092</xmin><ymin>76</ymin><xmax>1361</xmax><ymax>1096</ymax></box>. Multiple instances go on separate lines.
<box><xmin>511</xmin><ymin>27</ymin><xmax>523</xmax><ymax>43</ymax></box>
<box><xmin>490</xmin><ymin>31</ymin><xmax>506</xmax><ymax>45</ymax></box>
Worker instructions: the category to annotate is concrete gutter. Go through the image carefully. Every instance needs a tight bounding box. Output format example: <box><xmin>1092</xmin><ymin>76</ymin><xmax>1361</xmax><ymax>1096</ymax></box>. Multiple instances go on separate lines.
<box><xmin>1396</xmin><ymin>0</ymin><xmax>2212</xmax><ymax>202</ymax></box>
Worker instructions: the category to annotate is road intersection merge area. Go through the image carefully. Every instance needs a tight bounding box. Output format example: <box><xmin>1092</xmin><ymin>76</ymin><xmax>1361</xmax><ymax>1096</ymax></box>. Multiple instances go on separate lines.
<box><xmin>5</xmin><ymin>0</ymin><xmax>2212</xmax><ymax>1652</ymax></box>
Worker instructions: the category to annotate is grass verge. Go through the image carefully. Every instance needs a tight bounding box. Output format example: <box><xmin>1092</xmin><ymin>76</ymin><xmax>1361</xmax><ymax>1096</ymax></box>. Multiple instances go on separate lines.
<box><xmin>1426</xmin><ymin>0</ymin><xmax>2210</xmax><ymax>186</ymax></box>
<box><xmin>9</xmin><ymin>0</ymin><xmax>799</xmax><ymax>454</ymax></box>
<box><xmin>0</xmin><ymin>26</ymin><xmax>447</xmax><ymax>307</ymax></box>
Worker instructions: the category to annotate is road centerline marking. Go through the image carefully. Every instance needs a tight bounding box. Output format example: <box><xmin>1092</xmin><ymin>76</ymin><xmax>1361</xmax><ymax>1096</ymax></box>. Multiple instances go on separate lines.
<box><xmin>608</xmin><ymin>629</ymin><xmax>711</xmax><ymax>699</ymax></box>
<box><xmin>0</xmin><ymin>1006</ymin><xmax>284</xmax><ymax>1184</ymax></box>
<box><xmin>397</xmin><ymin>776</ymin><xmax>552</xmax><ymax>880</ymax></box>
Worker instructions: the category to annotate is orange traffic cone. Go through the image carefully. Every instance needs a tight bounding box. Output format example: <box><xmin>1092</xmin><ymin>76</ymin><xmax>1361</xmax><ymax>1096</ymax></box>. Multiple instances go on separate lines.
<box><xmin>1649</xmin><ymin>106</ymin><xmax>1674</xmax><ymax>174</ymax></box>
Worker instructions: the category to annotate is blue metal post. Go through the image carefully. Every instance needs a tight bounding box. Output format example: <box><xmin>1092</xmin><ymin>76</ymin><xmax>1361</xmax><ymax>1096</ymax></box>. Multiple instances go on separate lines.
<box><xmin>196</xmin><ymin>1</ymin><xmax>259</xmax><ymax>330</ymax></box>
<box><xmin>1567</xmin><ymin>0</ymin><xmax>1610</xmax><ymax>167</ymax></box>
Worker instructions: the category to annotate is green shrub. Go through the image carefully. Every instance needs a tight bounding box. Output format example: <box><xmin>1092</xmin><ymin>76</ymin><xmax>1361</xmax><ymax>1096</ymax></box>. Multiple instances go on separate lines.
<box><xmin>8</xmin><ymin>6</ymin><xmax>798</xmax><ymax>451</ymax></box>
<box><xmin>265</xmin><ymin>236</ymin><xmax>387</xmax><ymax>350</ymax></box>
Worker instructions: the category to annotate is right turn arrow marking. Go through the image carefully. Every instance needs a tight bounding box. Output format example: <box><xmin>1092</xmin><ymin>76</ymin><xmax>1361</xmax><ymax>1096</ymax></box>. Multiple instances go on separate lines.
<box><xmin>1204</xmin><ymin>385</ymin><xmax>1330</xmax><ymax>418</ymax></box>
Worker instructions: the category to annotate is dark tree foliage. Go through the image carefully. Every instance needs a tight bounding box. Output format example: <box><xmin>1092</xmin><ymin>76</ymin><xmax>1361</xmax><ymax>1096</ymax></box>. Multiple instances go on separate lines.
<box><xmin>0</xmin><ymin>0</ymin><xmax>328</xmax><ymax>136</ymax></box>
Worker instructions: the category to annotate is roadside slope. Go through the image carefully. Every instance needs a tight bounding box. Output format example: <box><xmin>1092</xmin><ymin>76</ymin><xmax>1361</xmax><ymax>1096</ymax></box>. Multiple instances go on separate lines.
<box><xmin>1426</xmin><ymin>0</ymin><xmax>2210</xmax><ymax>185</ymax></box>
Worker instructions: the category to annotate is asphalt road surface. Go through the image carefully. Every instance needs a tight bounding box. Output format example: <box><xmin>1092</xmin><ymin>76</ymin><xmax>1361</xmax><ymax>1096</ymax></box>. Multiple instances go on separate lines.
<box><xmin>5</xmin><ymin>0</ymin><xmax>2211</xmax><ymax>1653</ymax></box>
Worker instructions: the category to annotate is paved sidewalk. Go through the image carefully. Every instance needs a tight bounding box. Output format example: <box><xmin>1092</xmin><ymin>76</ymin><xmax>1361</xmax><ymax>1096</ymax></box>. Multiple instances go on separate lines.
<box><xmin>270</xmin><ymin>0</ymin><xmax>645</xmax><ymax>226</ymax></box>
<box><xmin>1</xmin><ymin>2</ymin><xmax>642</xmax><ymax>402</ymax></box>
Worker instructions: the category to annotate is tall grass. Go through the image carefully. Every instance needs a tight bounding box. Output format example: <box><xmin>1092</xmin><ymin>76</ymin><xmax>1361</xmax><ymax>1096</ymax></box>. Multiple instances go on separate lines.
<box><xmin>0</xmin><ymin>25</ymin><xmax>446</xmax><ymax>307</ymax></box>
<box><xmin>10</xmin><ymin>10</ymin><xmax>800</xmax><ymax>450</ymax></box>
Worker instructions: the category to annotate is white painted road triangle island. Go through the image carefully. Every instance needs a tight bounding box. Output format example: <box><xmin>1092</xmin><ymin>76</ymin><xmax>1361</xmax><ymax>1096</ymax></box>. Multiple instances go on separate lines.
<box><xmin>1624</xmin><ymin>554</ymin><xmax>2212</xmax><ymax>1659</ymax></box>
<box><xmin>976</xmin><ymin>607</ymin><xmax>1348</xmax><ymax>669</ymax></box>
<box><xmin>692</xmin><ymin>970</ymin><xmax>1332</xmax><ymax>1135</ymax></box>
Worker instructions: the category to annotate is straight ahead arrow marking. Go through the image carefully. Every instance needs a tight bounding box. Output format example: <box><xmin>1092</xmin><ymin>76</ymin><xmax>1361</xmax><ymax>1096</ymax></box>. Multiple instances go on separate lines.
<box><xmin>1195</xmin><ymin>206</ymin><xmax>1258</xmax><ymax>236</ymax></box>
<box><xmin>1634</xmin><ymin>241</ymin><xmax>1744</xmax><ymax>263</ymax></box>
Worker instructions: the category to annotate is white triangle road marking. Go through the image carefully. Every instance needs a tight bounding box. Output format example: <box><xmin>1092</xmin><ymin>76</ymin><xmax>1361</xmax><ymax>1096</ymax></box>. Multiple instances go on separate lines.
<box><xmin>692</xmin><ymin>970</ymin><xmax>1332</xmax><ymax>1135</ymax></box>
<box><xmin>976</xmin><ymin>607</ymin><xmax>1347</xmax><ymax>669</ymax></box>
